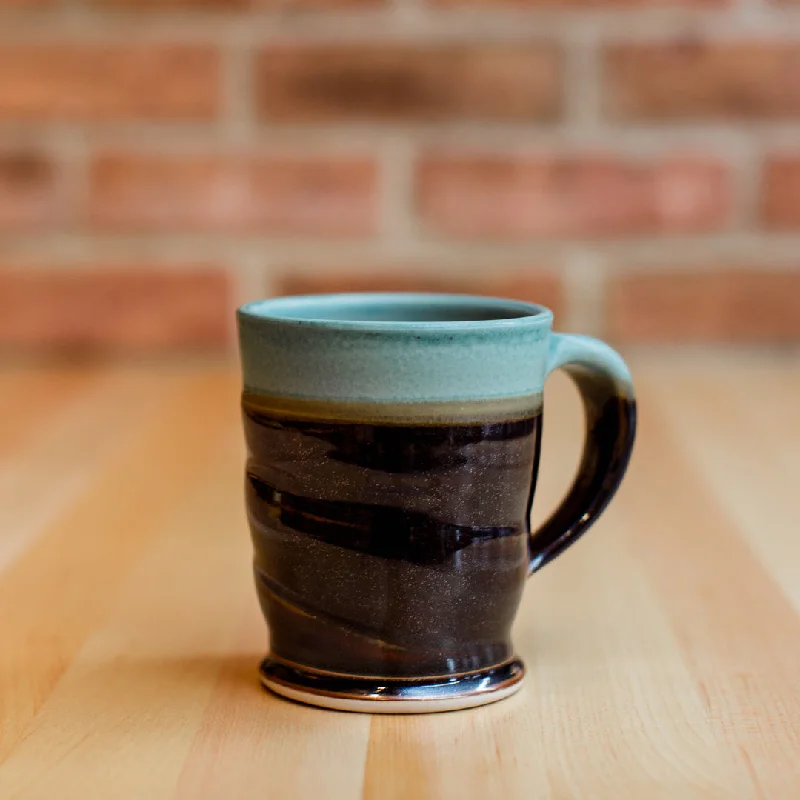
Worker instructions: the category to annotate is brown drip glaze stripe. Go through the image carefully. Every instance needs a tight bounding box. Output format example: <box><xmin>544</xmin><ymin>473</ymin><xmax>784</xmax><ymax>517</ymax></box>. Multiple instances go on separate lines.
<box><xmin>242</xmin><ymin>391</ymin><xmax>543</xmax><ymax>425</ymax></box>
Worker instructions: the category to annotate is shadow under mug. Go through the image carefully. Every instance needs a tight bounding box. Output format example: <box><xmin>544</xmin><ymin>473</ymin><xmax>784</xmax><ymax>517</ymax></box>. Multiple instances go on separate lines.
<box><xmin>238</xmin><ymin>294</ymin><xmax>636</xmax><ymax>713</ymax></box>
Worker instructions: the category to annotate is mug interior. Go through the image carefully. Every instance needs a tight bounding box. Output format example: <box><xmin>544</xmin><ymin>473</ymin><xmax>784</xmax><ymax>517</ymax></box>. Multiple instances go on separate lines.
<box><xmin>240</xmin><ymin>293</ymin><xmax>548</xmax><ymax>327</ymax></box>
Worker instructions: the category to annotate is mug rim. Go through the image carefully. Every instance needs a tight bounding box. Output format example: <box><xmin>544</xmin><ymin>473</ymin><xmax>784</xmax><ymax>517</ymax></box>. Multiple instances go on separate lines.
<box><xmin>237</xmin><ymin>292</ymin><xmax>554</xmax><ymax>333</ymax></box>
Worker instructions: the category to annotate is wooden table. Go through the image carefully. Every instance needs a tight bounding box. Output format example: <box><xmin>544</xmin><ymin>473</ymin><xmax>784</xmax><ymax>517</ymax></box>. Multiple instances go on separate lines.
<box><xmin>1</xmin><ymin>356</ymin><xmax>799</xmax><ymax>798</ymax></box>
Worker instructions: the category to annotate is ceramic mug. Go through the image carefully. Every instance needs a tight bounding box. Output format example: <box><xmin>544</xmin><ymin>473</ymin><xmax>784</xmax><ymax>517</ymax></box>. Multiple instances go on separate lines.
<box><xmin>238</xmin><ymin>294</ymin><xmax>636</xmax><ymax>713</ymax></box>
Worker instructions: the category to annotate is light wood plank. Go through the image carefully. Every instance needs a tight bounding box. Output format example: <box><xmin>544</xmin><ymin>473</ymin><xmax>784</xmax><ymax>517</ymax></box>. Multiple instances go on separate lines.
<box><xmin>0</xmin><ymin>368</ymin><xmax>181</xmax><ymax>573</ymax></box>
<box><xmin>644</xmin><ymin>366</ymin><xmax>800</xmax><ymax>614</ymax></box>
<box><xmin>0</xmin><ymin>366</ymin><xmax>96</xmax><ymax>453</ymax></box>
<box><xmin>0</xmin><ymin>370</ymin><xmax>237</xmax><ymax>766</ymax></box>
<box><xmin>618</xmin><ymin>371</ymin><xmax>800</xmax><ymax>798</ymax></box>
<box><xmin>0</xmin><ymin>361</ymin><xmax>798</xmax><ymax>798</ymax></box>
<box><xmin>175</xmin><ymin>603</ymin><xmax>370</xmax><ymax>800</ymax></box>
<box><xmin>0</xmin><ymin>415</ymin><xmax>251</xmax><ymax>798</ymax></box>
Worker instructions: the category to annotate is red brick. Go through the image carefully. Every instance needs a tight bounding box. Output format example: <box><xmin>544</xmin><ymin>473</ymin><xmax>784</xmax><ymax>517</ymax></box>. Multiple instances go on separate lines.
<box><xmin>93</xmin><ymin>0</ymin><xmax>378</xmax><ymax>6</ymax></box>
<box><xmin>0</xmin><ymin>151</ymin><xmax>60</xmax><ymax>230</ymax></box>
<box><xmin>276</xmin><ymin>268</ymin><xmax>564</xmax><ymax>317</ymax></box>
<box><xmin>762</xmin><ymin>157</ymin><xmax>800</xmax><ymax>229</ymax></box>
<box><xmin>0</xmin><ymin>45</ymin><xmax>219</xmax><ymax>120</ymax></box>
<box><xmin>434</xmin><ymin>0</ymin><xmax>723</xmax><ymax>5</ymax></box>
<box><xmin>605</xmin><ymin>42</ymin><xmax>800</xmax><ymax>120</ymax></box>
<box><xmin>256</xmin><ymin>0</ymin><xmax>382</xmax><ymax>4</ymax></box>
<box><xmin>92</xmin><ymin>0</ymin><xmax>250</xmax><ymax>6</ymax></box>
<box><xmin>0</xmin><ymin>267</ymin><xmax>231</xmax><ymax>352</ymax></box>
<box><xmin>416</xmin><ymin>154</ymin><xmax>731</xmax><ymax>239</ymax></box>
<box><xmin>88</xmin><ymin>153</ymin><xmax>378</xmax><ymax>235</ymax></box>
<box><xmin>256</xmin><ymin>44</ymin><xmax>561</xmax><ymax>122</ymax></box>
<box><xmin>608</xmin><ymin>269</ymin><xmax>800</xmax><ymax>343</ymax></box>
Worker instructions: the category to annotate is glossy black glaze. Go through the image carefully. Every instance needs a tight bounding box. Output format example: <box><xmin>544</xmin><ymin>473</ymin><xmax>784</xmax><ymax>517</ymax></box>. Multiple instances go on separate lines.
<box><xmin>260</xmin><ymin>656</ymin><xmax>525</xmax><ymax>702</ymax></box>
<box><xmin>244</xmin><ymin>405</ymin><xmax>540</xmax><ymax>678</ymax></box>
<box><xmin>528</xmin><ymin>368</ymin><xmax>637</xmax><ymax>573</ymax></box>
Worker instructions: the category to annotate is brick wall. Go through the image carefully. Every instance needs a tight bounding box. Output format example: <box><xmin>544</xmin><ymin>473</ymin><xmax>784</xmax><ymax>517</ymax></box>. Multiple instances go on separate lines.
<box><xmin>2</xmin><ymin>0</ymin><xmax>800</xmax><ymax>353</ymax></box>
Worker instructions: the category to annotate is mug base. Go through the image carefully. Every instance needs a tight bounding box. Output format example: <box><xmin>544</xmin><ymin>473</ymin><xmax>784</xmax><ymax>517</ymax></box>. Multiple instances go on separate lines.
<box><xmin>259</xmin><ymin>656</ymin><xmax>525</xmax><ymax>714</ymax></box>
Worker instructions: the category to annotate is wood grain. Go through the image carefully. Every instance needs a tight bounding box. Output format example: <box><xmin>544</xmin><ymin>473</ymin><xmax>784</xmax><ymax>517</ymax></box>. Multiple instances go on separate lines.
<box><xmin>1</xmin><ymin>357</ymin><xmax>798</xmax><ymax>798</ymax></box>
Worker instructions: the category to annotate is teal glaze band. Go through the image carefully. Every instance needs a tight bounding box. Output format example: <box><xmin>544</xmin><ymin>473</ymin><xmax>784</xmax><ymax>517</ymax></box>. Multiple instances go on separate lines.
<box><xmin>238</xmin><ymin>294</ymin><xmax>554</xmax><ymax>404</ymax></box>
<box><xmin>238</xmin><ymin>293</ymin><xmax>635</xmax><ymax>407</ymax></box>
<box><xmin>546</xmin><ymin>333</ymin><xmax>636</xmax><ymax>399</ymax></box>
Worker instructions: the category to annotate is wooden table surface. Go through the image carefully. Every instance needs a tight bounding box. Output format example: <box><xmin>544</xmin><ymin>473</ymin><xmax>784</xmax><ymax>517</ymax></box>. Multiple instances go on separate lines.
<box><xmin>1</xmin><ymin>356</ymin><xmax>799</xmax><ymax>799</ymax></box>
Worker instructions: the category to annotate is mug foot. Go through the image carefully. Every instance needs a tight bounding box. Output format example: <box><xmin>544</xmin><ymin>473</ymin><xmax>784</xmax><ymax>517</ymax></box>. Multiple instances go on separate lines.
<box><xmin>259</xmin><ymin>656</ymin><xmax>525</xmax><ymax>714</ymax></box>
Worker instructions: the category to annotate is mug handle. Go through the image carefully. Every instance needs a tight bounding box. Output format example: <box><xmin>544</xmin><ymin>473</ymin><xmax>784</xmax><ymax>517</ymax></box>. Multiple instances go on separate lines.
<box><xmin>528</xmin><ymin>333</ymin><xmax>637</xmax><ymax>575</ymax></box>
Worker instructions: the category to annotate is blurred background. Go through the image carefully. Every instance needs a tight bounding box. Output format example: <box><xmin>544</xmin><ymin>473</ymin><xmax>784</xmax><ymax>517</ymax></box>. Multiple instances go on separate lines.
<box><xmin>3</xmin><ymin>4</ymin><xmax>800</xmax><ymax>779</ymax></box>
<box><xmin>1</xmin><ymin>0</ymin><xmax>799</xmax><ymax>355</ymax></box>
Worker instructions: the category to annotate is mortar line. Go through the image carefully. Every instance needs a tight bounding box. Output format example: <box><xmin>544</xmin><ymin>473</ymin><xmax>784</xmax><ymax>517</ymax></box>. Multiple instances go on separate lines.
<box><xmin>5</xmin><ymin>232</ymin><xmax>800</xmax><ymax>267</ymax></box>
<box><xmin>4</xmin><ymin>122</ymin><xmax>797</xmax><ymax>155</ymax></box>
<box><xmin>5</xmin><ymin>9</ymin><xmax>800</xmax><ymax>43</ymax></box>
<box><xmin>378</xmin><ymin>136</ymin><xmax>418</xmax><ymax>260</ymax></box>
<box><xmin>219</xmin><ymin>39</ymin><xmax>257</xmax><ymax>148</ymax></box>
<box><xmin>563</xmin><ymin>30</ymin><xmax>601</xmax><ymax>133</ymax></box>
<box><xmin>563</xmin><ymin>250</ymin><xmax>606</xmax><ymax>336</ymax></box>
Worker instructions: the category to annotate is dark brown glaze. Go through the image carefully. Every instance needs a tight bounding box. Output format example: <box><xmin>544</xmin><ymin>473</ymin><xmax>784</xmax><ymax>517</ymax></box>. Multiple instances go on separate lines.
<box><xmin>243</xmin><ymin>402</ymin><xmax>540</xmax><ymax>678</ymax></box>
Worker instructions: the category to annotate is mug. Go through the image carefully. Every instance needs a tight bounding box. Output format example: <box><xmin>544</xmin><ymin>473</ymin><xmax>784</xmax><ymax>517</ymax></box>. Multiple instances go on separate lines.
<box><xmin>238</xmin><ymin>293</ymin><xmax>636</xmax><ymax>713</ymax></box>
